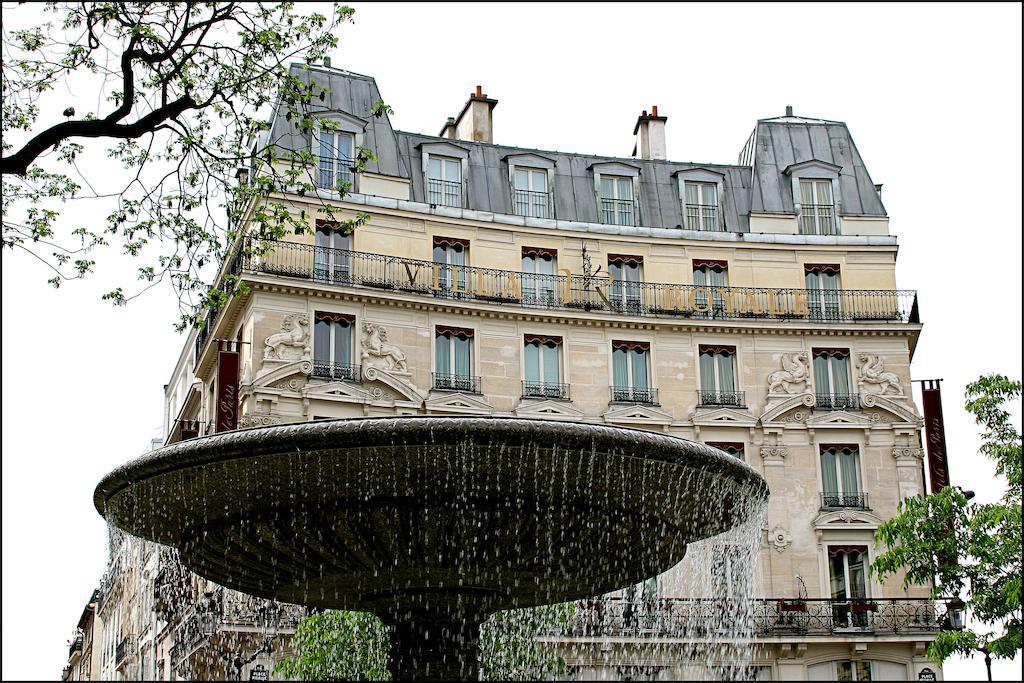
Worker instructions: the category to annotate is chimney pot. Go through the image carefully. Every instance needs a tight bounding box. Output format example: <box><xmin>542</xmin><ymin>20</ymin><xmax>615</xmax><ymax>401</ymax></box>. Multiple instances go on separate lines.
<box><xmin>642</xmin><ymin>110</ymin><xmax>648</xmax><ymax>117</ymax></box>
<box><xmin>651</xmin><ymin>105</ymin><xmax>658</xmax><ymax>117</ymax></box>
<box><xmin>475</xmin><ymin>85</ymin><xmax>483</xmax><ymax>98</ymax></box>
<box><xmin>785</xmin><ymin>105</ymin><xmax>794</xmax><ymax>117</ymax></box>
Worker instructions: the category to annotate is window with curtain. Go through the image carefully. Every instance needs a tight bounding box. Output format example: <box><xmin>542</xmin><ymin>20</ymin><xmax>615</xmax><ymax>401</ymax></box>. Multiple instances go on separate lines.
<box><xmin>433</xmin><ymin>237</ymin><xmax>469</xmax><ymax>295</ymax></box>
<box><xmin>799</xmin><ymin>179</ymin><xmax>836</xmax><ymax>235</ymax></box>
<box><xmin>806</xmin><ymin>264</ymin><xmax>842</xmax><ymax>321</ymax></box>
<box><xmin>599</xmin><ymin>175</ymin><xmax>634</xmax><ymax>226</ymax></box>
<box><xmin>313</xmin><ymin>312</ymin><xmax>355</xmax><ymax>380</ymax></box>
<box><xmin>611</xmin><ymin>340</ymin><xmax>653</xmax><ymax>403</ymax></box>
<box><xmin>820</xmin><ymin>445</ymin><xmax>864</xmax><ymax>508</ymax></box>
<box><xmin>608</xmin><ymin>255</ymin><xmax>644</xmax><ymax>313</ymax></box>
<box><xmin>316</xmin><ymin>129</ymin><xmax>354</xmax><ymax>191</ymax></box>
<box><xmin>698</xmin><ymin>345</ymin><xmax>739</xmax><ymax>406</ymax></box>
<box><xmin>434</xmin><ymin>326</ymin><xmax>475</xmax><ymax>391</ymax></box>
<box><xmin>693</xmin><ymin>260</ymin><xmax>728</xmax><ymax>316</ymax></box>
<box><xmin>836</xmin><ymin>661</ymin><xmax>873</xmax><ymax>682</ymax></box>
<box><xmin>513</xmin><ymin>168</ymin><xmax>549</xmax><ymax>218</ymax></box>
<box><xmin>684</xmin><ymin>181</ymin><xmax>720</xmax><ymax>231</ymax></box>
<box><xmin>523</xmin><ymin>335</ymin><xmax>565</xmax><ymax>398</ymax></box>
<box><xmin>813</xmin><ymin>348</ymin><xmax>854</xmax><ymax>409</ymax></box>
<box><xmin>522</xmin><ymin>247</ymin><xmax>557</xmax><ymax>306</ymax></box>
<box><xmin>707</xmin><ymin>442</ymin><xmax>745</xmax><ymax>462</ymax></box>
<box><xmin>427</xmin><ymin>156</ymin><xmax>462</xmax><ymax>207</ymax></box>
<box><xmin>313</xmin><ymin>222</ymin><xmax>352</xmax><ymax>283</ymax></box>
<box><xmin>828</xmin><ymin>545</ymin><xmax>870</xmax><ymax>629</ymax></box>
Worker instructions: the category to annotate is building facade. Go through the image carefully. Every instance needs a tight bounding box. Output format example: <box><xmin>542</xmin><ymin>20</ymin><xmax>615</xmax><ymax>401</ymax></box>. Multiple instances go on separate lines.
<box><xmin>71</xmin><ymin>63</ymin><xmax>958</xmax><ymax>680</ymax></box>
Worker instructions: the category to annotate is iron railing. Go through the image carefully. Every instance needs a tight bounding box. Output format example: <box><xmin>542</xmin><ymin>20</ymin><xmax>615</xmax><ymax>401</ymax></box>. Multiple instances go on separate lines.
<box><xmin>697</xmin><ymin>390</ymin><xmax>746</xmax><ymax>408</ymax></box>
<box><xmin>514</xmin><ymin>189</ymin><xmax>550</xmax><ymax>218</ymax></box>
<box><xmin>611</xmin><ymin>386</ymin><xmax>659</xmax><ymax>405</ymax></box>
<box><xmin>685</xmin><ymin>203</ymin><xmax>721</xmax><ymax>231</ymax></box>
<box><xmin>551</xmin><ymin>597</ymin><xmax>959</xmax><ymax>638</ymax></box>
<box><xmin>821</xmin><ymin>492</ymin><xmax>870</xmax><ymax>509</ymax></box>
<box><xmin>432</xmin><ymin>373</ymin><xmax>481</xmax><ymax>393</ymax></box>
<box><xmin>115</xmin><ymin>634</ymin><xmax>135</xmax><ymax>667</ymax></box>
<box><xmin>522</xmin><ymin>381</ymin><xmax>571</xmax><ymax>400</ymax></box>
<box><xmin>312</xmin><ymin>361</ymin><xmax>361</xmax><ymax>382</ymax></box>
<box><xmin>427</xmin><ymin>178</ymin><xmax>462</xmax><ymax>207</ymax></box>
<box><xmin>600</xmin><ymin>197</ymin><xmax>637</xmax><ymax>226</ymax></box>
<box><xmin>815</xmin><ymin>393</ymin><xmax>860</xmax><ymax>410</ymax></box>
<box><xmin>799</xmin><ymin>203</ymin><xmax>837</xmax><ymax>235</ymax></box>
<box><xmin>317</xmin><ymin>164</ymin><xmax>354</xmax><ymax>192</ymax></box>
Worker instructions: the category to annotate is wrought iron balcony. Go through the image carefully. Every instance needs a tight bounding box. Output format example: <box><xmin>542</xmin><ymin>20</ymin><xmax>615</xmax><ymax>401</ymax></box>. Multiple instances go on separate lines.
<box><xmin>550</xmin><ymin>597</ymin><xmax>959</xmax><ymax>639</ymax></box>
<box><xmin>68</xmin><ymin>634</ymin><xmax>83</xmax><ymax>659</ymax></box>
<box><xmin>821</xmin><ymin>492</ymin><xmax>870</xmax><ymax>510</ymax></box>
<box><xmin>312</xmin><ymin>360</ymin><xmax>361</xmax><ymax>382</ymax></box>
<box><xmin>685</xmin><ymin>203</ymin><xmax>722</xmax><ymax>231</ymax></box>
<box><xmin>522</xmin><ymin>381</ymin><xmax>571</xmax><ymax>400</ymax></box>
<box><xmin>600</xmin><ymin>197</ymin><xmax>637</xmax><ymax>226</ymax></box>
<box><xmin>611</xmin><ymin>386</ymin><xmax>659</xmax><ymax>405</ymax></box>
<box><xmin>115</xmin><ymin>634</ymin><xmax>135</xmax><ymax>667</ymax></box>
<box><xmin>427</xmin><ymin>178</ymin><xmax>462</xmax><ymax>207</ymax></box>
<box><xmin>697</xmin><ymin>390</ymin><xmax>746</xmax><ymax>408</ymax></box>
<box><xmin>514</xmin><ymin>189</ymin><xmax>550</xmax><ymax>218</ymax></box>
<box><xmin>815</xmin><ymin>393</ymin><xmax>860</xmax><ymax>410</ymax></box>
<box><xmin>432</xmin><ymin>373</ymin><xmax>481</xmax><ymax>394</ymax></box>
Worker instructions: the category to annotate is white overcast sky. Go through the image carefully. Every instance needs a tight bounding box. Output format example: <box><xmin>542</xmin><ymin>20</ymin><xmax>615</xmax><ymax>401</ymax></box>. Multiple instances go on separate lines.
<box><xmin>2</xmin><ymin>2</ymin><xmax>1021</xmax><ymax>680</ymax></box>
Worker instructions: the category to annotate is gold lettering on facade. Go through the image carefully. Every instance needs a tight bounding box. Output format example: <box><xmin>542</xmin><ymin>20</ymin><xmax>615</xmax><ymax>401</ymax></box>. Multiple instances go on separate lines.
<box><xmin>793</xmin><ymin>291</ymin><xmax>810</xmax><ymax>316</ymax></box>
<box><xmin>558</xmin><ymin>268</ymin><xmax>573</xmax><ymax>302</ymax></box>
<box><xmin>663</xmin><ymin>286</ymin><xmax>686</xmax><ymax>311</ymax></box>
<box><xmin>689</xmin><ymin>287</ymin><xmax>712</xmax><ymax>313</ymax></box>
<box><xmin>766</xmin><ymin>291</ymin><xmax>786</xmax><ymax>316</ymax></box>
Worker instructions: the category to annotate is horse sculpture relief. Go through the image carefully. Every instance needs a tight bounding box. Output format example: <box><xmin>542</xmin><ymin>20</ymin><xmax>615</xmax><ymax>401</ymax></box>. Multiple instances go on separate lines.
<box><xmin>361</xmin><ymin>322</ymin><xmax>408</xmax><ymax>373</ymax></box>
<box><xmin>264</xmin><ymin>313</ymin><xmax>310</xmax><ymax>361</ymax></box>
<box><xmin>858</xmin><ymin>353</ymin><xmax>903</xmax><ymax>396</ymax></box>
<box><xmin>767</xmin><ymin>352</ymin><xmax>810</xmax><ymax>394</ymax></box>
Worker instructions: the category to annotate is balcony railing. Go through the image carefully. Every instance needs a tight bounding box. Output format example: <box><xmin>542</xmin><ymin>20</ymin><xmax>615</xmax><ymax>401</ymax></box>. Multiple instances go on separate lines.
<box><xmin>685</xmin><ymin>203</ymin><xmax>722</xmax><ymax>231</ymax></box>
<box><xmin>550</xmin><ymin>597</ymin><xmax>959</xmax><ymax>639</ymax></box>
<box><xmin>522</xmin><ymin>381</ymin><xmax>571</xmax><ymax>400</ymax></box>
<box><xmin>821</xmin><ymin>492</ymin><xmax>870</xmax><ymax>510</ymax></box>
<box><xmin>600</xmin><ymin>197</ymin><xmax>637</xmax><ymax>226</ymax></box>
<box><xmin>697</xmin><ymin>390</ymin><xmax>746</xmax><ymax>408</ymax></box>
<box><xmin>815</xmin><ymin>393</ymin><xmax>860</xmax><ymax>410</ymax></box>
<box><xmin>514</xmin><ymin>189</ymin><xmax>550</xmax><ymax>218</ymax></box>
<box><xmin>432</xmin><ymin>373</ymin><xmax>481</xmax><ymax>393</ymax></box>
<box><xmin>611</xmin><ymin>386</ymin><xmax>658</xmax><ymax>405</ymax></box>
<box><xmin>312</xmin><ymin>361</ymin><xmax>361</xmax><ymax>382</ymax></box>
<box><xmin>69</xmin><ymin>634</ymin><xmax>83</xmax><ymax>659</ymax></box>
<box><xmin>427</xmin><ymin>178</ymin><xmax>462</xmax><ymax>207</ymax></box>
<box><xmin>799</xmin><ymin>203</ymin><xmax>837</xmax><ymax>235</ymax></box>
<box><xmin>115</xmin><ymin>634</ymin><xmax>135</xmax><ymax>667</ymax></box>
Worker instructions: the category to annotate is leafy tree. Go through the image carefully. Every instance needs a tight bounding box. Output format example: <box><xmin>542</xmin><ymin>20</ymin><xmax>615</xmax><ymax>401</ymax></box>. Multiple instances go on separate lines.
<box><xmin>2</xmin><ymin>2</ymin><xmax>382</xmax><ymax>329</ymax></box>
<box><xmin>872</xmin><ymin>375</ymin><xmax>1022</xmax><ymax>678</ymax></box>
<box><xmin>276</xmin><ymin>604</ymin><xmax>574</xmax><ymax>681</ymax></box>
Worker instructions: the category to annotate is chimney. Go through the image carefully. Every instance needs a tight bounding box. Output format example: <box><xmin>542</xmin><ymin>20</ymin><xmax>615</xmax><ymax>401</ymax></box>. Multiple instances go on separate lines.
<box><xmin>444</xmin><ymin>85</ymin><xmax>498</xmax><ymax>143</ymax></box>
<box><xmin>785</xmin><ymin>105</ymin><xmax>794</xmax><ymax>117</ymax></box>
<box><xmin>633</xmin><ymin>105</ymin><xmax>668</xmax><ymax>160</ymax></box>
<box><xmin>874</xmin><ymin>183</ymin><xmax>883</xmax><ymax>198</ymax></box>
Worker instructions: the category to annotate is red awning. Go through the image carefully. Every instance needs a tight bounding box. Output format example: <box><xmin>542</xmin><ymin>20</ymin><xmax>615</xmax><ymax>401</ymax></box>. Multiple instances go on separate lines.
<box><xmin>692</xmin><ymin>258</ymin><xmax>728</xmax><ymax>270</ymax></box>
<box><xmin>612</xmin><ymin>339</ymin><xmax>650</xmax><ymax>351</ymax></box>
<box><xmin>435</xmin><ymin>324</ymin><xmax>474</xmax><ymax>339</ymax></box>
<box><xmin>524</xmin><ymin>334</ymin><xmax>563</xmax><ymax>345</ymax></box>
<box><xmin>699</xmin><ymin>344</ymin><xmax>736</xmax><ymax>356</ymax></box>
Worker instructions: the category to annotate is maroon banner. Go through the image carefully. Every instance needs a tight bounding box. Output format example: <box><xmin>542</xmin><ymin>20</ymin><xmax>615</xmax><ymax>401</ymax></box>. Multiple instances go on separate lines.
<box><xmin>216</xmin><ymin>344</ymin><xmax>240</xmax><ymax>433</ymax></box>
<box><xmin>921</xmin><ymin>379</ymin><xmax>951</xmax><ymax>493</ymax></box>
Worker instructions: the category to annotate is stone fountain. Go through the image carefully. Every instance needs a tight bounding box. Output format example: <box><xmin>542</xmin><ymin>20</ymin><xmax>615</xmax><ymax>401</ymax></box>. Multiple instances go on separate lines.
<box><xmin>94</xmin><ymin>416</ymin><xmax>768</xmax><ymax>680</ymax></box>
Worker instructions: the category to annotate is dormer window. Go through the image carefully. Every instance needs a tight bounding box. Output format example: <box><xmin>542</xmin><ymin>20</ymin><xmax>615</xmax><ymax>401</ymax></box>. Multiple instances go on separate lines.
<box><xmin>799</xmin><ymin>179</ymin><xmax>836</xmax><ymax>235</ymax></box>
<box><xmin>513</xmin><ymin>168</ymin><xmax>549</xmax><ymax>218</ymax></box>
<box><xmin>427</xmin><ymin>156</ymin><xmax>462</xmax><ymax>207</ymax></box>
<box><xmin>684</xmin><ymin>181</ymin><xmax>719</xmax><ymax>231</ymax></box>
<box><xmin>316</xmin><ymin>130</ymin><xmax>355</xmax><ymax>191</ymax></box>
<box><xmin>600</xmin><ymin>176</ymin><xmax>635</xmax><ymax>226</ymax></box>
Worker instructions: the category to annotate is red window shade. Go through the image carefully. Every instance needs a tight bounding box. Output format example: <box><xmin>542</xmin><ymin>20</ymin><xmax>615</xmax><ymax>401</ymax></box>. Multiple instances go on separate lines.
<box><xmin>435</xmin><ymin>324</ymin><xmax>474</xmax><ymax>339</ymax></box>
<box><xmin>706</xmin><ymin>442</ymin><xmax>745</xmax><ymax>455</ymax></box>
<box><xmin>812</xmin><ymin>347</ymin><xmax>850</xmax><ymax>359</ymax></box>
<box><xmin>611</xmin><ymin>339</ymin><xmax>650</xmax><ymax>351</ymax></box>
<box><xmin>522</xmin><ymin>246</ymin><xmax>557</xmax><ymax>258</ymax></box>
<box><xmin>433</xmin><ymin>236</ymin><xmax>470</xmax><ymax>248</ymax></box>
<box><xmin>524</xmin><ymin>334</ymin><xmax>563</xmax><ymax>346</ymax></box>
<box><xmin>820</xmin><ymin>444</ymin><xmax>860</xmax><ymax>455</ymax></box>
<box><xmin>608</xmin><ymin>254</ymin><xmax>643</xmax><ymax>265</ymax></box>
<box><xmin>692</xmin><ymin>258</ymin><xmax>728</xmax><ymax>270</ymax></box>
<box><xmin>699</xmin><ymin>344</ymin><xmax>736</xmax><ymax>356</ymax></box>
<box><xmin>827</xmin><ymin>545</ymin><xmax>868</xmax><ymax>556</ymax></box>
<box><xmin>804</xmin><ymin>263</ymin><xmax>841</xmax><ymax>274</ymax></box>
<box><xmin>315</xmin><ymin>311</ymin><xmax>355</xmax><ymax>324</ymax></box>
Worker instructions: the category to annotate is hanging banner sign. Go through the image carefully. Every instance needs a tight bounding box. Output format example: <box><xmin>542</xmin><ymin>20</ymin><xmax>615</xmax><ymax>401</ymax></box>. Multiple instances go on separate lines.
<box><xmin>920</xmin><ymin>379</ymin><xmax>951</xmax><ymax>493</ymax></box>
<box><xmin>216</xmin><ymin>342</ymin><xmax>240</xmax><ymax>433</ymax></box>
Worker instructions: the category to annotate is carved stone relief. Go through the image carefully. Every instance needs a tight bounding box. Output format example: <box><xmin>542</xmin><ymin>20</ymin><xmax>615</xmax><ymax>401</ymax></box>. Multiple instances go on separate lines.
<box><xmin>263</xmin><ymin>313</ymin><xmax>311</xmax><ymax>362</ymax></box>
<box><xmin>857</xmin><ymin>353</ymin><xmax>904</xmax><ymax>397</ymax></box>
<box><xmin>361</xmin><ymin>322</ymin><xmax>409</xmax><ymax>373</ymax></box>
<box><xmin>760</xmin><ymin>445</ymin><xmax>788</xmax><ymax>462</ymax></box>
<box><xmin>767</xmin><ymin>352</ymin><xmax>811</xmax><ymax>395</ymax></box>
<box><xmin>770</xmin><ymin>525</ymin><xmax>792</xmax><ymax>553</ymax></box>
<box><xmin>892</xmin><ymin>446</ymin><xmax>924</xmax><ymax>461</ymax></box>
<box><xmin>239</xmin><ymin>412</ymin><xmax>282</xmax><ymax>428</ymax></box>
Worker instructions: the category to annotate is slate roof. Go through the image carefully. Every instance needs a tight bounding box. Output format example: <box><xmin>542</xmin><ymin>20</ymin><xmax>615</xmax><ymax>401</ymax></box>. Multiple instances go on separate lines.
<box><xmin>269</xmin><ymin>64</ymin><xmax>887</xmax><ymax>229</ymax></box>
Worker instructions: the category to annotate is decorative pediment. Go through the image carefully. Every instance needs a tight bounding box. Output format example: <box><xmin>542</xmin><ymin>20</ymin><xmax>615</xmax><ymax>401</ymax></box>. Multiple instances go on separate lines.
<box><xmin>805</xmin><ymin>410</ymin><xmax>870</xmax><ymax>426</ymax></box>
<box><xmin>249</xmin><ymin>360</ymin><xmax>312</xmax><ymax>392</ymax></box>
<box><xmin>417</xmin><ymin>141</ymin><xmax>470</xmax><ymax>159</ymax></box>
<box><xmin>602</xmin><ymin>403</ymin><xmax>674</xmax><ymax>427</ymax></box>
<box><xmin>760</xmin><ymin>393</ymin><xmax>816</xmax><ymax>424</ymax></box>
<box><xmin>361</xmin><ymin>365</ymin><xmax>426</xmax><ymax>404</ymax></box>
<box><xmin>425</xmin><ymin>391</ymin><xmax>494</xmax><ymax>415</ymax></box>
<box><xmin>503</xmin><ymin>152</ymin><xmax>556</xmax><ymax>169</ymax></box>
<box><xmin>814</xmin><ymin>508</ymin><xmax>884</xmax><ymax>530</ymax></box>
<box><xmin>515</xmin><ymin>399</ymin><xmax>585</xmax><ymax>421</ymax></box>
<box><xmin>860</xmin><ymin>394</ymin><xmax>921</xmax><ymax>425</ymax></box>
<box><xmin>783</xmin><ymin>159</ymin><xmax>842</xmax><ymax>177</ymax></box>
<box><xmin>302</xmin><ymin>380</ymin><xmax>377</xmax><ymax>404</ymax></box>
<box><xmin>692</xmin><ymin>406</ymin><xmax>757</xmax><ymax>428</ymax></box>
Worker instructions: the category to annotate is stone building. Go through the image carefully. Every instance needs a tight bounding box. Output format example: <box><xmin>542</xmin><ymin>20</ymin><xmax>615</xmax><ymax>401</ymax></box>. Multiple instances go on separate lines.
<box><xmin>72</xmin><ymin>63</ymin><xmax>959</xmax><ymax>680</ymax></box>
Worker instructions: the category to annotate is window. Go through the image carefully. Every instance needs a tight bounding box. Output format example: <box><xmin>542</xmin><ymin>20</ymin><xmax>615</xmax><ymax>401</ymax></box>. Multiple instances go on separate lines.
<box><xmin>693</xmin><ymin>259</ymin><xmax>728</xmax><ymax>315</ymax></box>
<box><xmin>707</xmin><ymin>442</ymin><xmax>745</xmax><ymax>462</ymax></box>
<box><xmin>434</xmin><ymin>325</ymin><xmax>477</xmax><ymax>392</ymax></box>
<box><xmin>684</xmin><ymin>181</ymin><xmax>720</xmax><ymax>231</ymax></box>
<box><xmin>621</xmin><ymin>576</ymin><xmax>661</xmax><ymax>631</ymax></box>
<box><xmin>799</xmin><ymin>179</ymin><xmax>836</xmax><ymax>235</ymax></box>
<box><xmin>836</xmin><ymin>661</ymin><xmax>872</xmax><ymax>681</ymax></box>
<box><xmin>611</xmin><ymin>340</ymin><xmax>655</xmax><ymax>403</ymax></box>
<box><xmin>523</xmin><ymin>335</ymin><xmax>566</xmax><ymax>399</ymax></box>
<box><xmin>313</xmin><ymin>222</ymin><xmax>352</xmax><ymax>283</ymax></box>
<box><xmin>427</xmin><ymin>156</ymin><xmax>462</xmax><ymax>207</ymax></box>
<box><xmin>316</xmin><ymin>130</ymin><xmax>354</xmax><ymax>191</ymax></box>
<box><xmin>820</xmin><ymin>445</ymin><xmax>866</xmax><ymax>508</ymax></box>
<box><xmin>812</xmin><ymin>348</ymin><xmax>855</xmax><ymax>409</ymax></box>
<box><xmin>608</xmin><ymin>255</ymin><xmax>644</xmax><ymax>314</ymax></box>
<box><xmin>698</xmin><ymin>345</ymin><xmax>741</xmax><ymax>406</ymax></box>
<box><xmin>600</xmin><ymin>175</ymin><xmax>635</xmax><ymax>226</ymax></box>
<box><xmin>513</xmin><ymin>168</ymin><xmax>549</xmax><ymax>218</ymax></box>
<box><xmin>805</xmin><ymin>264</ymin><xmax>842</xmax><ymax>321</ymax></box>
<box><xmin>433</xmin><ymin>236</ymin><xmax>469</xmax><ymax>295</ymax></box>
<box><xmin>522</xmin><ymin>247</ymin><xmax>558</xmax><ymax>306</ymax></box>
<box><xmin>313</xmin><ymin>312</ymin><xmax>356</xmax><ymax>381</ymax></box>
<box><xmin>828</xmin><ymin>545</ymin><xmax>870</xmax><ymax>629</ymax></box>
